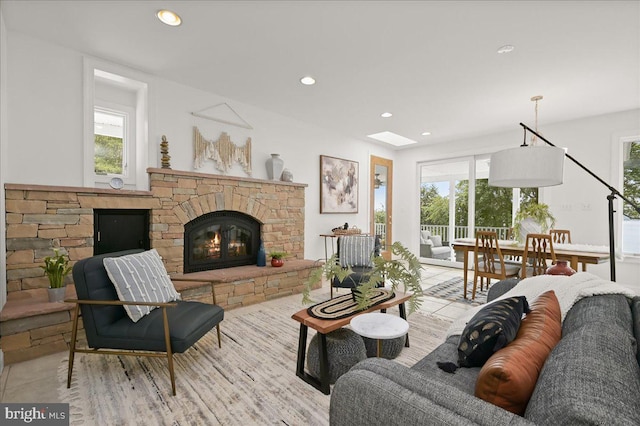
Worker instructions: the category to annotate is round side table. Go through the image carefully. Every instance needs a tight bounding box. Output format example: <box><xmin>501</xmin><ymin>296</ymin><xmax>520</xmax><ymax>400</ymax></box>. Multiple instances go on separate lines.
<box><xmin>350</xmin><ymin>312</ymin><xmax>409</xmax><ymax>358</ymax></box>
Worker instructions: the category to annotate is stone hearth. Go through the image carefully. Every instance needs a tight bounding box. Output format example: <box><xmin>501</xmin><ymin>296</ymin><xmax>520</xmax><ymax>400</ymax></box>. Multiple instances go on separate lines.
<box><xmin>1</xmin><ymin>168</ymin><xmax>316</xmax><ymax>364</ymax></box>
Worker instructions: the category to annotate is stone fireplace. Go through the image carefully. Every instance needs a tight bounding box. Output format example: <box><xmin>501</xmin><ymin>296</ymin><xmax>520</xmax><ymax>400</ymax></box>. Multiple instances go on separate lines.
<box><xmin>183</xmin><ymin>210</ymin><xmax>260</xmax><ymax>272</ymax></box>
<box><xmin>2</xmin><ymin>168</ymin><xmax>315</xmax><ymax>364</ymax></box>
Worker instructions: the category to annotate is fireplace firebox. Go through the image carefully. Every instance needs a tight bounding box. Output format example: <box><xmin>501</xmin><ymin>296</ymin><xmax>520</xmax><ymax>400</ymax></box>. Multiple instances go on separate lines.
<box><xmin>184</xmin><ymin>211</ymin><xmax>260</xmax><ymax>272</ymax></box>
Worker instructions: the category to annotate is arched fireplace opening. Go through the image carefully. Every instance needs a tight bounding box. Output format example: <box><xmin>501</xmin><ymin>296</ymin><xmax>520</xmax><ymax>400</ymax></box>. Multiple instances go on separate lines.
<box><xmin>184</xmin><ymin>211</ymin><xmax>261</xmax><ymax>272</ymax></box>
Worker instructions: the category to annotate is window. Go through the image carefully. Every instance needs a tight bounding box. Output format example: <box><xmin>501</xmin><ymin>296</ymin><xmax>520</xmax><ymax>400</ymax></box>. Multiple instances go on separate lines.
<box><xmin>418</xmin><ymin>156</ymin><xmax>542</xmax><ymax>262</ymax></box>
<box><xmin>94</xmin><ymin>107</ymin><xmax>127</xmax><ymax>176</ymax></box>
<box><xmin>622</xmin><ymin>140</ymin><xmax>640</xmax><ymax>255</ymax></box>
<box><xmin>83</xmin><ymin>58</ymin><xmax>151</xmax><ymax>189</ymax></box>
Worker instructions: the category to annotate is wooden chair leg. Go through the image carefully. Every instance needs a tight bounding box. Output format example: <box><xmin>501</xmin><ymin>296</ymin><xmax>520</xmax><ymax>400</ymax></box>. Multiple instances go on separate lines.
<box><xmin>67</xmin><ymin>304</ymin><xmax>80</xmax><ymax>389</ymax></box>
<box><xmin>162</xmin><ymin>307</ymin><xmax>176</xmax><ymax>396</ymax></box>
<box><xmin>472</xmin><ymin>275</ymin><xmax>478</xmax><ymax>300</ymax></box>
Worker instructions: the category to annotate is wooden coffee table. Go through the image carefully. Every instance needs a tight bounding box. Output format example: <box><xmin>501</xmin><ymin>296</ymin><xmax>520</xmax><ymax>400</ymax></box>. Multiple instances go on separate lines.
<box><xmin>291</xmin><ymin>291</ymin><xmax>411</xmax><ymax>395</ymax></box>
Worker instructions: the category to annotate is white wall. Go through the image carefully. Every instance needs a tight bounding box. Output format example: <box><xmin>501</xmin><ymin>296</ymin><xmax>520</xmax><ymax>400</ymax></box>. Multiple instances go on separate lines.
<box><xmin>394</xmin><ymin>110</ymin><xmax>640</xmax><ymax>285</ymax></box>
<box><xmin>5</xmin><ymin>30</ymin><xmax>394</xmax><ymax>262</ymax></box>
<box><xmin>0</xmin><ymin>4</ymin><xmax>8</xmax><ymax>372</ymax></box>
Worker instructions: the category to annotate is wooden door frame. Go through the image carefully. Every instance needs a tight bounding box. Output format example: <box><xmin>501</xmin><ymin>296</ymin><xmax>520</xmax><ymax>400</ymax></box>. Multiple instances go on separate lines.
<box><xmin>370</xmin><ymin>156</ymin><xmax>393</xmax><ymax>259</ymax></box>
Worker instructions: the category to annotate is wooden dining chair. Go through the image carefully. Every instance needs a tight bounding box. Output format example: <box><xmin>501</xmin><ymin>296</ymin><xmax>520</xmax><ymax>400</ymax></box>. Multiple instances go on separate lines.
<box><xmin>521</xmin><ymin>233</ymin><xmax>557</xmax><ymax>278</ymax></box>
<box><xmin>472</xmin><ymin>231</ymin><xmax>521</xmax><ymax>300</ymax></box>
<box><xmin>550</xmin><ymin>229</ymin><xmax>572</xmax><ymax>244</ymax></box>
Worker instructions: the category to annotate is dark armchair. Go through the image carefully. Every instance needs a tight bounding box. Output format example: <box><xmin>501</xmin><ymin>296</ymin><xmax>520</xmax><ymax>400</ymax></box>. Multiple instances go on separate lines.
<box><xmin>66</xmin><ymin>249</ymin><xmax>224</xmax><ymax>395</ymax></box>
<box><xmin>330</xmin><ymin>235</ymin><xmax>382</xmax><ymax>298</ymax></box>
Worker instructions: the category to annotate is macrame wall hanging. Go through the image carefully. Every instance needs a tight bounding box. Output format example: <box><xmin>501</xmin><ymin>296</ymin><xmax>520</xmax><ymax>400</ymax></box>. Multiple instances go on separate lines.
<box><xmin>193</xmin><ymin>127</ymin><xmax>252</xmax><ymax>175</ymax></box>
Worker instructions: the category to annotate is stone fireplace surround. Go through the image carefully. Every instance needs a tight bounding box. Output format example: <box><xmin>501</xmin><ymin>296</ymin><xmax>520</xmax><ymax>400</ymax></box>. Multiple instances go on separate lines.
<box><xmin>1</xmin><ymin>168</ymin><xmax>317</xmax><ymax>364</ymax></box>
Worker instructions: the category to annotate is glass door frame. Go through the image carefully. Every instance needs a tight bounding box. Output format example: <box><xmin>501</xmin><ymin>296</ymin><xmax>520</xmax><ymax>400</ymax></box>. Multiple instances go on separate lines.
<box><xmin>371</xmin><ymin>155</ymin><xmax>393</xmax><ymax>259</ymax></box>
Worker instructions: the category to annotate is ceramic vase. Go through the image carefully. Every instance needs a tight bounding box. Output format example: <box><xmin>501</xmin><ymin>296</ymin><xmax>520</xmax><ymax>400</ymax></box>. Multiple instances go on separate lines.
<box><xmin>281</xmin><ymin>168</ymin><xmax>293</xmax><ymax>182</ymax></box>
<box><xmin>257</xmin><ymin>241</ymin><xmax>266</xmax><ymax>267</ymax></box>
<box><xmin>271</xmin><ymin>258</ymin><xmax>284</xmax><ymax>267</ymax></box>
<box><xmin>47</xmin><ymin>287</ymin><xmax>66</xmax><ymax>303</ymax></box>
<box><xmin>266</xmin><ymin>154</ymin><xmax>284</xmax><ymax>181</ymax></box>
<box><xmin>546</xmin><ymin>260</ymin><xmax>576</xmax><ymax>276</ymax></box>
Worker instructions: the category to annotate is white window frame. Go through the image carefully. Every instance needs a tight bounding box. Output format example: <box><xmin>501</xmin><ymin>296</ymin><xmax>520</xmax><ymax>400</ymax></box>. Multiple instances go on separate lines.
<box><xmin>613</xmin><ymin>134</ymin><xmax>640</xmax><ymax>258</ymax></box>
<box><xmin>93</xmin><ymin>103</ymin><xmax>135</xmax><ymax>183</ymax></box>
<box><xmin>83</xmin><ymin>57</ymin><xmax>153</xmax><ymax>190</ymax></box>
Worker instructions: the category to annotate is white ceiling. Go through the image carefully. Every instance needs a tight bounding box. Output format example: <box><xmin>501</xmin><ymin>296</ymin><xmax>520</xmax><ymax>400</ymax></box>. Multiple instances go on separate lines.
<box><xmin>2</xmin><ymin>0</ymin><xmax>639</xmax><ymax>148</ymax></box>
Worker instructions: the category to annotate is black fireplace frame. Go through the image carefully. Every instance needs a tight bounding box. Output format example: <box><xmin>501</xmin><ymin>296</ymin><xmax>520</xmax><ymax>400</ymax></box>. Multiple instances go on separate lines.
<box><xmin>183</xmin><ymin>211</ymin><xmax>261</xmax><ymax>272</ymax></box>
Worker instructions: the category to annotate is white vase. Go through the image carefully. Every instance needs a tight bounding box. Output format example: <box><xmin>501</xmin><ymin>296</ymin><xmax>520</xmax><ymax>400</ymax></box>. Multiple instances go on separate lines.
<box><xmin>266</xmin><ymin>154</ymin><xmax>284</xmax><ymax>181</ymax></box>
<box><xmin>518</xmin><ymin>217</ymin><xmax>542</xmax><ymax>243</ymax></box>
<box><xmin>281</xmin><ymin>168</ymin><xmax>293</xmax><ymax>182</ymax></box>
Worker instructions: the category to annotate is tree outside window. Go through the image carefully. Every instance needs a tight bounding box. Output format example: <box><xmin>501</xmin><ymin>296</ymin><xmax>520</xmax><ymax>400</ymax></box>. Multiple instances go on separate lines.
<box><xmin>94</xmin><ymin>109</ymin><xmax>126</xmax><ymax>176</ymax></box>
<box><xmin>623</xmin><ymin>141</ymin><xmax>640</xmax><ymax>254</ymax></box>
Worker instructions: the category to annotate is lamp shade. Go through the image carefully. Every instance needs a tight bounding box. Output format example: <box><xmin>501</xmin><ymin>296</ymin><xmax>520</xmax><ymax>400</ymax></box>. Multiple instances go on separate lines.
<box><xmin>488</xmin><ymin>146</ymin><xmax>565</xmax><ymax>188</ymax></box>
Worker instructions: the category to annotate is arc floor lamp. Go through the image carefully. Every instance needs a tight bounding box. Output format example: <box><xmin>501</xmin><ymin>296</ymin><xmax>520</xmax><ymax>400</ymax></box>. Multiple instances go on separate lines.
<box><xmin>489</xmin><ymin>122</ymin><xmax>640</xmax><ymax>282</ymax></box>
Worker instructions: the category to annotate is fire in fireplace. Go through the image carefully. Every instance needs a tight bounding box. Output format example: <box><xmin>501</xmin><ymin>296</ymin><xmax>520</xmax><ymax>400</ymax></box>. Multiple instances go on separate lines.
<box><xmin>184</xmin><ymin>211</ymin><xmax>260</xmax><ymax>272</ymax></box>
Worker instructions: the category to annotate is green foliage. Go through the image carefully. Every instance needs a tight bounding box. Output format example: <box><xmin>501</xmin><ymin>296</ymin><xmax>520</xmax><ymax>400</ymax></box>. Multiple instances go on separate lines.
<box><xmin>624</xmin><ymin>141</ymin><xmax>640</xmax><ymax>219</ymax></box>
<box><xmin>512</xmin><ymin>203</ymin><xmax>556</xmax><ymax>242</ymax></box>
<box><xmin>94</xmin><ymin>134</ymin><xmax>124</xmax><ymax>174</ymax></box>
<box><xmin>374</xmin><ymin>209</ymin><xmax>386</xmax><ymax>224</ymax></box>
<box><xmin>420</xmin><ymin>185</ymin><xmax>446</xmax><ymax>225</ymax></box>
<box><xmin>302</xmin><ymin>241</ymin><xmax>424</xmax><ymax>314</ymax></box>
<box><xmin>40</xmin><ymin>249</ymin><xmax>72</xmax><ymax>289</ymax></box>
<box><xmin>423</xmin><ymin>180</ymin><xmax>539</xmax><ymax>231</ymax></box>
<box><xmin>269</xmin><ymin>251</ymin><xmax>287</xmax><ymax>259</ymax></box>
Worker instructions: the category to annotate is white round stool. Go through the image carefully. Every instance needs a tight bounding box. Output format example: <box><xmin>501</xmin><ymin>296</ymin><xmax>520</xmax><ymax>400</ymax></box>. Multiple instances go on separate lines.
<box><xmin>350</xmin><ymin>312</ymin><xmax>409</xmax><ymax>357</ymax></box>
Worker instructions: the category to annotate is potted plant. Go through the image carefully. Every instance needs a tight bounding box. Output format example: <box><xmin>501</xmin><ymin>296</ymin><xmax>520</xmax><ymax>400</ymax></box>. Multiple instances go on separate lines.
<box><xmin>41</xmin><ymin>249</ymin><xmax>72</xmax><ymax>302</ymax></box>
<box><xmin>270</xmin><ymin>251</ymin><xmax>287</xmax><ymax>267</ymax></box>
<box><xmin>512</xmin><ymin>203</ymin><xmax>556</xmax><ymax>243</ymax></box>
<box><xmin>302</xmin><ymin>241</ymin><xmax>424</xmax><ymax>314</ymax></box>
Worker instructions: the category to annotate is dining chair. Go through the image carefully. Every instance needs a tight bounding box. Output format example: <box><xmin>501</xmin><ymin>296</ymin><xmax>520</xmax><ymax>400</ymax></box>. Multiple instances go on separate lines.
<box><xmin>472</xmin><ymin>231</ymin><xmax>521</xmax><ymax>300</ymax></box>
<box><xmin>550</xmin><ymin>229</ymin><xmax>572</xmax><ymax>244</ymax></box>
<box><xmin>521</xmin><ymin>233</ymin><xmax>557</xmax><ymax>278</ymax></box>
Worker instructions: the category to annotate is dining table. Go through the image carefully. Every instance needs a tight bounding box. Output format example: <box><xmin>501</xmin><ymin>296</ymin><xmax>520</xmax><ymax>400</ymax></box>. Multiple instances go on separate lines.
<box><xmin>452</xmin><ymin>238</ymin><xmax>610</xmax><ymax>299</ymax></box>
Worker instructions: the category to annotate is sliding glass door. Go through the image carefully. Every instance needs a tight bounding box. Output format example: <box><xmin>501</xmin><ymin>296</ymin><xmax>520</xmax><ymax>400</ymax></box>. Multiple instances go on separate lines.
<box><xmin>419</xmin><ymin>155</ymin><xmax>535</xmax><ymax>263</ymax></box>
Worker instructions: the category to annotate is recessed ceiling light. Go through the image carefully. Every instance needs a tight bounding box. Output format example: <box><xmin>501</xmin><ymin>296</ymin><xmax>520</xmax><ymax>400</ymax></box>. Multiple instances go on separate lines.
<box><xmin>157</xmin><ymin>9</ymin><xmax>182</xmax><ymax>26</ymax></box>
<box><xmin>497</xmin><ymin>44</ymin><xmax>515</xmax><ymax>54</ymax></box>
<box><xmin>421</xmin><ymin>131</ymin><xmax>431</xmax><ymax>136</ymax></box>
<box><xmin>300</xmin><ymin>76</ymin><xmax>316</xmax><ymax>85</ymax></box>
<box><xmin>367</xmin><ymin>131</ymin><xmax>417</xmax><ymax>147</ymax></box>
<box><xmin>380</xmin><ymin>112</ymin><xmax>393</xmax><ymax>118</ymax></box>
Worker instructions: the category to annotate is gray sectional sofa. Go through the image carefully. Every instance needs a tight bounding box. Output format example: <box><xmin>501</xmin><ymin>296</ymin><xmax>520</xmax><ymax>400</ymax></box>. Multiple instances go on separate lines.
<box><xmin>330</xmin><ymin>278</ymin><xmax>640</xmax><ymax>425</ymax></box>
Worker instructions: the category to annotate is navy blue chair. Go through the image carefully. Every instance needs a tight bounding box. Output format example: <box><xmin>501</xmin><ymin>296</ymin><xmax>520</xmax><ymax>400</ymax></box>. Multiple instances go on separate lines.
<box><xmin>66</xmin><ymin>249</ymin><xmax>224</xmax><ymax>395</ymax></box>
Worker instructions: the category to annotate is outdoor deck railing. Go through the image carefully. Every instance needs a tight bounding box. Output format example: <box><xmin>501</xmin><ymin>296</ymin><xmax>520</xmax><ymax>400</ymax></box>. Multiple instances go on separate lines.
<box><xmin>373</xmin><ymin>223</ymin><xmax>511</xmax><ymax>242</ymax></box>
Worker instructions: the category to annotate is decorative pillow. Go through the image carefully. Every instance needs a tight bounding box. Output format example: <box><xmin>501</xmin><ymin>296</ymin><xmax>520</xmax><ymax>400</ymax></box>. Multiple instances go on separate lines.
<box><xmin>430</xmin><ymin>235</ymin><xmax>443</xmax><ymax>247</ymax></box>
<box><xmin>475</xmin><ymin>291</ymin><xmax>561</xmax><ymax>415</ymax></box>
<box><xmin>420</xmin><ymin>231</ymin><xmax>431</xmax><ymax>245</ymax></box>
<box><xmin>458</xmin><ymin>296</ymin><xmax>530</xmax><ymax>368</ymax></box>
<box><xmin>339</xmin><ymin>236</ymin><xmax>376</xmax><ymax>268</ymax></box>
<box><xmin>103</xmin><ymin>249</ymin><xmax>181</xmax><ymax>322</ymax></box>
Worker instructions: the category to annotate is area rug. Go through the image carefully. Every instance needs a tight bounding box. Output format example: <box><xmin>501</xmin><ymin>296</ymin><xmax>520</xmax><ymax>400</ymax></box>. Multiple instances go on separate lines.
<box><xmin>307</xmin><ymin>288</ymin><xmax>394</xmax><ymax>319</ymax></box>
<box><xmin>422</xmin><ymin>277</ymin><xmax>487</xmax><ymax>306</ymax></box>
<box><xmin>58</xmin><ymin>291</ymin><xmax>451</xmax><ymax>425</ymax></box>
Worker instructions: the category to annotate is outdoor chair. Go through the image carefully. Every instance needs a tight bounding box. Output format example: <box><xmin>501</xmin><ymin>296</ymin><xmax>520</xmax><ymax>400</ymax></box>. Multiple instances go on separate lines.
<box><xmin>472</xmin><ymin>231</ymin><xmax>520</xmax><ymax>300</ymax></box>
<box><xmin>66</xmin><ymin>249</ymin><xmax>224</xmax><ymax>396</ymax></box>
<box><xmin>331</xmin><ymin>235</ymin><xmax>382</xmax><ymax>298</ymax></box>
<box><xmin>521</xmin><ymin>233</ymin><xmax>557</xmax><ymax>278</ymax></box>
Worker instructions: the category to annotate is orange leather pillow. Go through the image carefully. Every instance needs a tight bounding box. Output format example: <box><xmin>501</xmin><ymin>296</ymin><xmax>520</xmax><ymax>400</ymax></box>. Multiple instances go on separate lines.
<box><xmin>475</xmin><ymin>290</ymin><xmax>561</xmax><ymax>415</ymax></box>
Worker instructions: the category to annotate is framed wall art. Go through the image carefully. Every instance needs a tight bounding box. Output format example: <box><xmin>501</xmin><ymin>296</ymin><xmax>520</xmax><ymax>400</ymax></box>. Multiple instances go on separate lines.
<box><xmin>320</xmin><ymin>155</ymin><xmax>359</xmax><ymax>213</ymax></box>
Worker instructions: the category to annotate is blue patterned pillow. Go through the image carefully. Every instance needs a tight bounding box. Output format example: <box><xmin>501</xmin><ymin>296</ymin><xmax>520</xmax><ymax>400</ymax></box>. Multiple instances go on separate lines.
<box><xmin>103</xmin><ymin>249</ymin><xmax>181</xmax><ymax>322</ymax></box>
<box><xmin>458</xmin><ymin>296</ymin><xmax>530</xmax><ymax>367</ymax></box>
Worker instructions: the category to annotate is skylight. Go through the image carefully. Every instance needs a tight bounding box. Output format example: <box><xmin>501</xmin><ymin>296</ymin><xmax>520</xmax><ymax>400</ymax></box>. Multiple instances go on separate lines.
<box><xmin>367</xmin><ymin>131</ymin><xmax>418</xmax><ymax>146</ymax></box>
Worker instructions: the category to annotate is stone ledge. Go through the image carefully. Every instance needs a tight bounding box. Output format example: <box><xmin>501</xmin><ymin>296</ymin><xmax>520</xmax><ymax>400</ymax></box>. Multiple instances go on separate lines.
<box><xmin>1</xmin><ymin>286</ymin><xmax>77</xmax><ymax>322</ymax></box>
<box><xmin>171</xmin><ymin>259</ymin><xmax>320</xmax><ymax>284</ymax></box>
